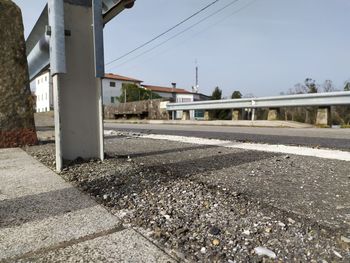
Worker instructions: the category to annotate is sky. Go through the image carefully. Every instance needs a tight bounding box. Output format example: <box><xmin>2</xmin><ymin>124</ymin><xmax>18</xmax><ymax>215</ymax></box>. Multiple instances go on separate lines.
<box><xmin>13</xmin><ymin>0</ymin><xmax>350</xmax><ymax>97</ymax></box>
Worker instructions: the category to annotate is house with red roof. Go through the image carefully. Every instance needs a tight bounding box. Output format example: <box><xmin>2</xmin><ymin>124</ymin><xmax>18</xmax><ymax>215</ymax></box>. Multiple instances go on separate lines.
<box><xmin>103</xmin><ymin>73</ymin><xmax>143</xmax><ymax>105</ymax></box>
<box><xmin>142</xmin><ymin>83</ymin><xmax>210</xmax><ymax>119</ymax></box>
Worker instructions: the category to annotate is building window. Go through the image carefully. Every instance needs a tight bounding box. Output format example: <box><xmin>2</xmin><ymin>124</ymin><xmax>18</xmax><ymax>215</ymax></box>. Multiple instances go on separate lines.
<box><xmin>110</xmin><ymin>82</ymin><xmax>116</xmax><ymax>87</ymax></box>
<box><xmin>45</xmin><ymin>76</ymin><xmax>47</xmax><ymax>82</ymax></box>
<box><xmin>45</xmin><ymin>93</ymin><xmax>47</xmax><ymax>100</ymax></box>
<box><xmin>111</xmin><ymin>97</ymin><xmax>115</xmax><ymax>103</ymax></box>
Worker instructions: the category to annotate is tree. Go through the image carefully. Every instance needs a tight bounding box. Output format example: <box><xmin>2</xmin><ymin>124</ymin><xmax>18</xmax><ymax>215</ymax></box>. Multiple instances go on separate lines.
<box><xmin>231</xmin><ymin>91</ymin><xmax>242</xmax><ymax>99</ymax></box>
<box><xmin>322</xmin><ymin>80</ymin><xmax>336</xmax><ymax>92</ymax></box>
<box><xmin>344</xmin><ymin>80</ymin><xmax>350</xmax><ymax>91</ymax></box>
<box><xmin>292</xmin><ymin>83</ymin><xmax>307</xmax><ymax>94</ymax></box>
<box><xmin>118</xmin><ymin>83</ymin><xmax>161</xmax><ymax>103</ymax></box>
<box><xmin>305</xmin><ymin>78</ymin><xmax>318</xmax><ymax>93</ymax></box>
<box><xmin>209</xmin><ymin>86</ymin><xmax>230</xmax><ymax>120</ymax></box>
<box><xmin>211</xmin><ymin>86</ymin><xmax>222</xmax><ymax>100</ymax></box>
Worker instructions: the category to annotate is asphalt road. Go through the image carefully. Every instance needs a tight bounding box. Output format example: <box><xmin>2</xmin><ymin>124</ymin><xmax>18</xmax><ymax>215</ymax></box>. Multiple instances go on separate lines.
<box><xmin>105</xmin><ymin>123</ymin><xmax>350</xmax><ymax>151</ymax></box>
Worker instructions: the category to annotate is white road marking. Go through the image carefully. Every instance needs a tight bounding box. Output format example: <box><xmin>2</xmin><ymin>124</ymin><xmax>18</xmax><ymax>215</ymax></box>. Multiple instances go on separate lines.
<box><xmin>137</xmin><ymin>134</ymin><xmax>350</xmax><ymax>162</ymax></box>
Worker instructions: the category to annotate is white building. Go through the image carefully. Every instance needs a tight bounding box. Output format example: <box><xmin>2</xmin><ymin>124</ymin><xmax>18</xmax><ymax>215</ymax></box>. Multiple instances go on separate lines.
<box><xmin>142</xmin><ymin>83</ymin><xmax>210</xmax><ymax>119</ymax></box>
<box><xmin>34</xmin><ymin>72</ymin><xmax>143</xmax><ymax>112</ymax></box>
<box><xmin>35</xmin><ymin>71</ymin><xmax>53</xmax><ymax>113</ymax></box>
<box><xmin>103</xmin><ymin>73</ymin><xmax>143</xmax><ymax>106</ymax></box>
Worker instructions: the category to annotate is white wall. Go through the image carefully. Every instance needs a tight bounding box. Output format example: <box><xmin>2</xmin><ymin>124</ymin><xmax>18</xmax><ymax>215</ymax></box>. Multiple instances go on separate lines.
<box><xmin>102</xmin><ymin>78</ymin><xmax>140</xmax><ymax>106</ymax></box>
<box><xmin>35</xmin><ymin>72</ymin><xmax>52</xmax><ymax>112</ymax></box>
<box><xmin>175</xmin><ymin>94</ymin><xmax>195</xmax><ymax>119</ymax></box>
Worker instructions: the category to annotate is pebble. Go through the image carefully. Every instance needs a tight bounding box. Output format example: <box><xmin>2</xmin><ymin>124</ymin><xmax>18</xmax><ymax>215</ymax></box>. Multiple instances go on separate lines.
<box><xmin>254</xmin><ymin>247</ymin><xmax>277</xmax><ymax>259</ymax></box>
<box><xmin>200</xmin><ymin>247</ymin><xmax>206</xmax><ymax>254</ymax></box>
<box><xmin>212</xmin><ymin>239</ymin><xmax>220</xmax><ymax>246</ymax></box>
<box><xmin>340</xmin><ymin>236</ymin><xmax>350</xmax><ymax>243</ymax></box>
<box><xmin>243</xmin><ymin>229</ymin><xmax>250</xmax><ymax>236</ymax></box>
<box><xmin>265</xmin><ymin>227</ymin><xmax>272</xmax><ymax>233</ymax></box>
<box><xmin>287</xmin><ymin>218</ymin><xmax>295</xmax><ymax>224</ymax></box>
<box><xmin>210</xmin><ymin>226</ymin><xmax>221</xmax><ymax>236</ymax></box>
<box><xmin>278</xmin><ymin>222</ymin><xmax>286</xmax><ymax>227</ymax></box>
<box><xmin>333</xmin><ymin>250</ymin><xmax>342</xmax><ymax>258</ymax></box>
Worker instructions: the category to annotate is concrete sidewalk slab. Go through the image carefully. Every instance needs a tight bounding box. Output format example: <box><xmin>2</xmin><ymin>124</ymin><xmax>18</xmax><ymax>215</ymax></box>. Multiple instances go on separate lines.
<box><xmin>16</xmin><ymin>229</ymin><xmax>174</xmax><ymax>263</ymax></box>
<box><xmin>0</xmin><ymin>148</ymin><xmax>175</xmax><ymax>262</ymax></box>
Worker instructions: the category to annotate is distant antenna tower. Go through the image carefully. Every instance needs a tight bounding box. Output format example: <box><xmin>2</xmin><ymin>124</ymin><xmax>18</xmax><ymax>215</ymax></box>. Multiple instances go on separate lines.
<box><xmin>193</xmin><ymin>59</ymin><xmax>199</xmax><ymax>93</ymax></box>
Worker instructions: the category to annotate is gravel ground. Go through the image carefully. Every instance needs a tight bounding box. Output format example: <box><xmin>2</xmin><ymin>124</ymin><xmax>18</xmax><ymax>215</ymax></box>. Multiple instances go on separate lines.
<box><xmin>24</xmin><ymin>133</ymin><xmax>350</xmax><ymax>262</ymax></box>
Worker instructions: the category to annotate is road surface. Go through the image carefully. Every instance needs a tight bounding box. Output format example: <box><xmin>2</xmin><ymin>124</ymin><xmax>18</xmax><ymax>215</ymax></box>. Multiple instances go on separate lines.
<box><xmin>105</xmin><ymin>123</ymin><xmax>350</xmax><ymax>151</ymax></box>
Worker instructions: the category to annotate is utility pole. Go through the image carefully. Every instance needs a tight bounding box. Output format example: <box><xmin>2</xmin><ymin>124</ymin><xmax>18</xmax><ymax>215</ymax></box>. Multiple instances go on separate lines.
<box><xmin>193</xmin><ymin>59</ymin><xmax>199</xmax><ymax>93</ymax></box>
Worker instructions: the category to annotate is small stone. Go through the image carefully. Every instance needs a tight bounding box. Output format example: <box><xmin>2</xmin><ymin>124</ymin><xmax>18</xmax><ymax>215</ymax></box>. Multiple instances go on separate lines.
<box><xmin>333</xmin><ymin>250</ymin><xmax>342</xmax><ymax>258</ymax></box>
<box><xmin>200</xmin><ymin>247</ymin><xmax>206</xmax><ymax>254</ymax></box>
<box><xmin>209</xmin><ymin>226</ymin><xmax>221</xmax><ymax>236</ymax></box>
<box><xmin>287</xmin><ymin>218</ymin><xmax>295</xmax><ymax>224</ymax></box>
<box><xmin>341</xmin><ymin>236</ymin><xmax>350</xmax><ymax>243</ymax></box>
<box><xmin>212</xmin><ymin>238</ymin><xmax>220</xmax><ymax>246</ymax></box>
<box><xmin>278</xmin><ymin>222</ymin><xmax>286</xmax><ymax>227</ymax></box>
<box><xmin>243</xmin><ymin>229</ymin><xmax>250</xmax><ymax>235</ymax></box>
<box><xmin>254</xmin><ymin>247</ymin><xmax>276</xmax><ymax>259</ymax></box>
<box><xmin>103</xmin><ymin>194</ymin><xmax>108</xmax><ymax>200</ymax></box>
<box><xmin>265</xmin><ymin>227</ymin><xmax>272</xmax><ymax>233</ymax></box>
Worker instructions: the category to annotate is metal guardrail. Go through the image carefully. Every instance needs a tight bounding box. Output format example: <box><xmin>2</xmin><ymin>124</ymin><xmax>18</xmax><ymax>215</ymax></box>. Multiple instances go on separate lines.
<box><xmin>166</xmin><ymin>91</ymin><xmax>350</xmax><ymax>111</ymax></box>
<box><xmin>26</xmin><ymin>0</ymin><xmax>135</xmax><ymax>81</ymax></box>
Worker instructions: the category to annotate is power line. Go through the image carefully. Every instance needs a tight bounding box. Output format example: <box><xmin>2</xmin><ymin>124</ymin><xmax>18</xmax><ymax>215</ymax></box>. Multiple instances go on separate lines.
<box><xmin>105</xmin><ymin>0</ymin><xmax>221</xmax><ymax>66</ymax></box>
<box><xmin>107</xmin><ymin>0</ymin><xmax>242</xmax><ymax>70</ymax></box>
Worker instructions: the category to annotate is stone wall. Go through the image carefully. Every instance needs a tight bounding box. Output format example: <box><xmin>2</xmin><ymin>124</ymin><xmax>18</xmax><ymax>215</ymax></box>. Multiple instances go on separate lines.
<box><xmin>104</xmin><ymin>99</ymin><xmax>169</xmax><ymax>120</ymax></box>
<box><xmin>0</xmin><ymin>0</ymin><xmax>38</xmax><ymax>147</ymax></box>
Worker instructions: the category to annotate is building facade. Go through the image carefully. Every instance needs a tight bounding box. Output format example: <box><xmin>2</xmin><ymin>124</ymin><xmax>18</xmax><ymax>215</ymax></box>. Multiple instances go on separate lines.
<box><xmin>35</xmin><ymin>71</ymin><xmax>53</xmax><ymax>112</ymax></box>
<box><xmin>34</xmin><ymin>72</ymin><xmax>209</xmax><ymax>119</ymax></box>
<box><xmin>142</xmin><ymin>84</ymin><xmax>210</xmax><ymax>119</ymax></box>
<box><xmin>103</xmin><ymin>73</ymin><xmax>143</xmax><ymax>106</ymax></box>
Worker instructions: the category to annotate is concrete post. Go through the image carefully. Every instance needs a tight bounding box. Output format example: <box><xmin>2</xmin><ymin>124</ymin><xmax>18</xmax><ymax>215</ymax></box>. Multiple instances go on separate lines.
<box><xmin>232</xmin><ymin>109</ymin><xmax>241</xmax><ymax>120</ymax></box>
<box><xmin>267</xmin><ymin>108</ymin><xmax>279</xmax><ymax>121</ymax></box>
<box><xmin>204</xmin><ymin>111</ymin><xmax>211</xmax><ymax>121</ymax></box>
<box><xmin>181</xmin><ymin>110</ymin><xmax>190</xmax><ymax>120</ymax></box>
<box><xmin>53</xmin><ymin>2</ymin><xmax>104</xmax><ymax>171</ymax></box>
<box><xmin>316</xmin><ymin>107</ymin><xmax>331</xmax><ymax>126</ymax></box>
<box><xmin>251</xmin><ymin>108</ymin><xmax>257</xmax><ymax>121</ymax></box>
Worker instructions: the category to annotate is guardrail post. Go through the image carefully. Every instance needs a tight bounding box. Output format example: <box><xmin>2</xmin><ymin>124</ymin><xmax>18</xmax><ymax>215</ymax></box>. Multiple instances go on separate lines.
<box><xmin>267</xmin><ymin>108</ymin><xmax>279</xmax><ymax>121</ymax></box>
<box><xmin>316</xmin><ymin>106</ymin><xmax>332</xmax><ymax>126</ymax></box>
<box><xmin>181</xmin><ymin>110</ymin><xmax>190</xmax><ymax>120</ymax></box>
<box><xmin>231</xmin><ymin>109</ymin><xmax>241</xmax><ymax>120</ymax></box>
<box><xmin>204</xmin><ymin>110</ymin><xmax>211</xmax><ymax>121</ymax></box>
<box><xmin>251</xmin><ymin>108</ymin><xmax>257</xmax><ymax>121</ymax></box>
<box><xmin>52</xmin><ymin>1</ymin><xmax>104</xmax><ymax>171</ymax></box>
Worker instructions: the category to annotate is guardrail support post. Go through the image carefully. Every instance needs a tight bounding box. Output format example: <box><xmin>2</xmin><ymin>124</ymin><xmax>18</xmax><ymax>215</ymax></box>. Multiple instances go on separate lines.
<box><xmin>204</xmin><ymin>110</ymin><xmax>211</xmax><ymax>121</ymax></box>
<box><xmin>251</xmin><ymin>108</ymin><xmax>257</xmax><ymax>121</ymax></box>
<box><xmin>232</xmin><ymin>109</ymin><xmax>241</xmax><ymax>120</ymax></box>
<box><xmin>267</xmin><ymin>108</ymin><xmax>279</xmax><ymax>121</ymax></box>
<box><xmin>181</xmin><ymin>110</ymin><xmax>190</xmax><ymax>120</ymax></box>
<box><xmin>316</xmin><ymin>106</ymin><xmax>331</xmax><ymax>126</ymax></box>
<box><xmin>52</xmin><ymin>1</ymin><xmax>104</xmax><ymax>171</ymax></box>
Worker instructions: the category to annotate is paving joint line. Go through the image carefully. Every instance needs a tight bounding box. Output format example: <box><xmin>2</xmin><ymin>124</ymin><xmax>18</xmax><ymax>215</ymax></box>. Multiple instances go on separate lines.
<box><xmin>0</xmin><ymin>225</ymin><xmax>125</xmax><ymax>263</ymax></box>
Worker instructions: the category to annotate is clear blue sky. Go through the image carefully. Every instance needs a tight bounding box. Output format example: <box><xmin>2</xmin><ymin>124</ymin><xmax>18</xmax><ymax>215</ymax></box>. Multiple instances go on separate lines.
<box><xmin>14</xmin><ymin>0</ymin><xmax>350</xmax><ymax>97</ymax></box>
